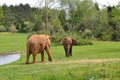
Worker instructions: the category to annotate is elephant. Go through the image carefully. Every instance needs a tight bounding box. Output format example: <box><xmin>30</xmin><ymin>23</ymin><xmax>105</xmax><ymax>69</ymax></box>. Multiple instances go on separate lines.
<box><xmin>26</xmin><ymin>34</ymin><xmax>53</xmax><ymax>64</ymax></box>
<box><xmin>61</xmin><ymin>37</ymin><xmax>78</xmax><ymax>57</ymax></box>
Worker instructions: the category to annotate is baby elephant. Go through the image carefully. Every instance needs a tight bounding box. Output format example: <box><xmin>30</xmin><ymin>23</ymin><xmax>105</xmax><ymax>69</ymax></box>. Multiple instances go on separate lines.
<box><xmin>26</xmin><ymin>34</ymin><xmax>53</xmax><ymax>64</ymax></box>
<box><xmin>61</xmin><ymin>37</ymin><xmax>78</xmax><ymax>57</ymax></box>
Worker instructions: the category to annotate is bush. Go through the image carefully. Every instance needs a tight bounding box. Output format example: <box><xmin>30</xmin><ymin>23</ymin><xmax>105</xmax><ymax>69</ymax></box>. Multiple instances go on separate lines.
<box><xmin>18</xmin><ymin>21</ymin><xmax>34</xmax><ymax>33</ymax></box>
<box><xmin>78</xmin><ymin>39</ymin><xmax>93</xmax><ymax>45</ymax></box>
<box><xmin>8</xmin><ymin>24</ymin><xmax>17</xmax><ymax>33</ymax></box>
<box><xmin>51</xmin><ymin>32</ymin><xmax>93</xmax><ymax>46</ymax></box>
<box><xmin>82</xmin><ymin>29</ymin><xmax>92</xmax><ymax>39</ymax></box>
<box><xmin>23</xmin><ymin>21</ymin><xmax>34</xmax><ymax>33</ymax></box>
<box><xmin>64</xmin><ymin>33</ymin><xmax>93</xmax><ymax>46</ymax></box>
<box><xmin>100</xmin><ymin>32</ymin><xmax>111</xmax><ymax>41</ymax></box>
<box><xmin>51</xmin><ymin>33</ymin><xmax>64</xmax><ymax>46</ymax></box>
<box><xmin>0</xmin><ymin>25</ymin><xmax>7</xmax><ymax>32</ymax></box>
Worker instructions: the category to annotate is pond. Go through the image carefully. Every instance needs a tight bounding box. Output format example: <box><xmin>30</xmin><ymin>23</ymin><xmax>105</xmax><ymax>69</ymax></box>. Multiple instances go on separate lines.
<box><xmin>0</xmin><ymin>52</ymin><xmax>21</xmax><ymax>65</ymax></box>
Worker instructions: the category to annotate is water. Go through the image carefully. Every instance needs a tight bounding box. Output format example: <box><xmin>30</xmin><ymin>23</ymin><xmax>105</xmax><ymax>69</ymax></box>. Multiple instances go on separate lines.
<box><xmin>0</xmin><ymin>53</ymin><xmax>21</xmax><ymax>65</ymax></box>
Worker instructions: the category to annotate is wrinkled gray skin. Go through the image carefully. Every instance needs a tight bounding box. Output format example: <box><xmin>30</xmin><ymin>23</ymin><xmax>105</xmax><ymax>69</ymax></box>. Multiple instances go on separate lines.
<box><xmin>61</xmin><ymin>37</ymin><xmax>77</xmax><ymax>57</ymax></box>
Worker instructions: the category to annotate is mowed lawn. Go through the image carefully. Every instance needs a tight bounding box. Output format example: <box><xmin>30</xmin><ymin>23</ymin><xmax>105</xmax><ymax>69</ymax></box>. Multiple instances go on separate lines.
<box><xmin>0</xmin><ymin>33</ymin><xmax>120</xmax><ymax>80</ymax></box>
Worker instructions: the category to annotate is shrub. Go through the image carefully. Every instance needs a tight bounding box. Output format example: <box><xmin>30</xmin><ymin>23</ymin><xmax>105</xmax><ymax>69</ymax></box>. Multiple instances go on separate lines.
<box><xmin>82</xmin><ymin>29</ymin><xmax>92</xmax><ymax>39</ymax></box>
<box><xmin>51</xmin><ymin>32</ymin><xmax>64</xmax><ymax>46</ymax></box>
<box><xmin>78</xmin><ymin>39</ymin><xmax>93</xmax><ymax>45</ymax></box>
<box><xmin>64</xmin><ymin>33</ymin><xmax>93</xmax><ymax>46</ymax></box>
<box><xmin>0</xmin><ymin>25</ymin><xmax>7</xmax><ymax>32</ymax></box>
<box><xmin>51</xmin><ymin>32</ymin><xmax>93</xmax><ymax>46</ymax></box>
<box><xmin>100</xmin><ymin>32</ymin><xmax>111</xmax><ymax>41</ymax></box>
<box><xmin>8</xmin><ymin>24</ymin><xmax>17</xmax><ymax>33</ymax></box>
<box><xmin>18</xmin><ymin>21</ymin><xmax>34</xmax><ymax>33</ymax></box>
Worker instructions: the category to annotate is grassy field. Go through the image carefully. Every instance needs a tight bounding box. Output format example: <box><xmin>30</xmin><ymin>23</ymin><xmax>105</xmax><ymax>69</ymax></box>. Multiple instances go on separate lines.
<box><xmin>0</xmin><ymin>33</ymin><xmax>120</xmax><ymax>80</ymax></box>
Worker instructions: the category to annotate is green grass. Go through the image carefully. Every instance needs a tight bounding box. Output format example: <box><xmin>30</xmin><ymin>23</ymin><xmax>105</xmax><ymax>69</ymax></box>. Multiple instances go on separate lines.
<box><xmin>0</xmin><ymin>33</ymin><xmax>27</xmax><ymax>53</ymax></box>
<box><xmin>0</xmin><ymin>33</ymin><xmax>120</xmax><ymax>80</ymax></box>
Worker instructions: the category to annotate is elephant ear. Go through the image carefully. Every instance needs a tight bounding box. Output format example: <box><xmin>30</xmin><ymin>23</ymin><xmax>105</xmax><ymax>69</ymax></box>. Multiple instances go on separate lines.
<box><xmin>47</xmin><ymin>35</ymin><xmax>51</xmax><ymax>40</ymax></box>
<box><xmin>72</xmin><ymin>38</ymin><xmax>78</xmax><ymax>45</ymax></box>
<box><xmin>46</xmin><ymin>35</ymin><xmax>51</xmax><ymax>47</ymax></box>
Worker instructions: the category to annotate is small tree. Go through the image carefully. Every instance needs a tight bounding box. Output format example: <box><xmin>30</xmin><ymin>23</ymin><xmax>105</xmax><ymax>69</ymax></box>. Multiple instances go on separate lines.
<box><xmin>8</xmin><ymin>24</ymin><xmax>17</xmax><ymax>33</ymax></box>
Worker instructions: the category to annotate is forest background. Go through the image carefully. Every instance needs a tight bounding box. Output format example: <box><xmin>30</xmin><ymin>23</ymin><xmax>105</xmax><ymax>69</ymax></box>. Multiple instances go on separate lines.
<box><xmin>0</xmin><ymin>0</ymin><xmax>120</xmax><ymax>42</ymax></box>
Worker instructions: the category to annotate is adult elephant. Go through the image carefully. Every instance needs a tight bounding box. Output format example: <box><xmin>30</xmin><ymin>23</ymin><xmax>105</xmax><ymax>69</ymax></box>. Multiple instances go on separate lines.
<box><xmin>61</xmin><ymin>37</ymin><xmax>78</xmax><ymax>57</ymax></box>
<box><xmin>26</xmin><ymin>34</ymin><xmax>53</xmax><ymax>64</ymax></box>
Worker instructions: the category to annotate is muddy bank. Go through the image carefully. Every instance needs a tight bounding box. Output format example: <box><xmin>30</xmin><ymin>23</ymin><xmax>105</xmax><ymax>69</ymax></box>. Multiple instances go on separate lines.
<box><xmin>0</xmin><ymin>51</ymin><xmax>21</xmax><ymax>55</ymax></box>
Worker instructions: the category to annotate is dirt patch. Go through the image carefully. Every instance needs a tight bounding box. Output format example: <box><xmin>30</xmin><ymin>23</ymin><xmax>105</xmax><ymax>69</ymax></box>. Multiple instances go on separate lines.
<box><xmin>0</xmin><ymin>51</ymin><xmax>22</xmax><ymax>55</ymax></box>
<box><xmin>50</xmin><ymin>58</ymin><xmax>120</xmax><ymax>64</ymax></box>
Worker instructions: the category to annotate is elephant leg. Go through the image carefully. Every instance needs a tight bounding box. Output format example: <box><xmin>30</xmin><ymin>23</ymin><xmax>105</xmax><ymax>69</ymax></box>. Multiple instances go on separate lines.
<box><xmin>45</xmin><ymin>45</ymin><xmax>52</xmax><ymax>62</ymax></box>
<box><xmin>26</xmin><ymin>54</ymin><xmax>30</xmax><ymax>64</ymax></box>
<box><xmin>64</xmin><ymin>45</ymin><xmax>68</xmax><ymax>57</ymax></box>
<box><xmin>70</xmin><ymin>45</ymin><xmax>72</xmax><ymax>56</ymax></box>
<box><xmin>66</xmin><ymin>48</ymin><xmax>69</xmax><ymax>57</ymax></box>
<box><xmin>41</xmin><ymin>51</ymin><xmax>44</xmax><ymax>62</ymax></box>
<box><xmin>26</xmin><ymin>50</ymin><xmax>30</xmax><ymax>64</ymax></box>
<box><xmin>32</xmin><ymin>54</ymin><xmax>37</xmax><ymax>64</ymax></box>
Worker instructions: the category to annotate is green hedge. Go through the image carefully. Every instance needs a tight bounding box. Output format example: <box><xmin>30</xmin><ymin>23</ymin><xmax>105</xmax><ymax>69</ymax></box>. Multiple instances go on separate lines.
<box><xmin>51</xmin><ymin>32</ymin><xmax>93</xmax><ymax>46</ymax></box>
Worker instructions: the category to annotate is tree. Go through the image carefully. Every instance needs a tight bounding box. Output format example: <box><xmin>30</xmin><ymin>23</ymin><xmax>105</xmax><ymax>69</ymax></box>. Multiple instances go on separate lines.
<box><xmin>93</xmin><ymin>8</ymin><xmax>110</xmax><ymax>39</ymax></box>
<box><xmin>110</xmin><ymin>4</ymin><xmax>120</xmax><ymax>41</ymax></box>
<box><xmin>37</xmin><ymin>0</ymin><xmax>58</xmax><ymax>32</ymax></box>
<box><xmin>0</xmin><ymin>6</ymin><xmax>5</xmax><ymax>26</ymax></box>
<box><xmin>2</xmin><ymin>4</ymin><xmax>16</xmax><ymax>30</ymax></box>
<box><xmin>2</xmin><ymin>4</ymin><xmax>34</xmax><ymax>32</ymax></box>
<box><xmin>58</xmin><ymin>10</ymin><xmax>66</xmax><ymax>25</ymax></box>
<box><xmin>59</xmin><ymin>0</ymin><xmax>80</xmax><ymax>34</ymax></box>
<box><xmin>31</xmin><ymin>9</ymin><xmax>43</xmax><ymax>32</ymax></box>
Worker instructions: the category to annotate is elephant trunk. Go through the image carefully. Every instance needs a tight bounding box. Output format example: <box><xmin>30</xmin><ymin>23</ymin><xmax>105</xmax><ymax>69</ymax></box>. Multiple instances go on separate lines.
<box><xmin>66</xmin><ymin>44</ymin><xmax>71</xmax><ymax>57</ymax></box>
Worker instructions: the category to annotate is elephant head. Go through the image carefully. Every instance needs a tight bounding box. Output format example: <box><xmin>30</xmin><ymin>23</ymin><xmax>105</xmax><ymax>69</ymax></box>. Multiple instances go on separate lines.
<box><xmin>61</xmin><ymin>37</ymin><xmax>78</xmax><ymax>57</ymax></box>
<box><xmin>26</xmin><ymin>34</ymin><xmax>52</xmax><ymax>64</ymax></box>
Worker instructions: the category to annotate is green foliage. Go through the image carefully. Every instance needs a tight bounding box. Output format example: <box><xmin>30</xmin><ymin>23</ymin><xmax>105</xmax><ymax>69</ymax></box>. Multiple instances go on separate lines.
<box><xmin>0</xmin><ymin>6</ymin><xmax>4</xmax><ymax>18</ymax></box>
<box><xmin>110</xmin><ymin>6</ymin><xmax>120</xmax><ymax>41</ymax></box>
<box><xmin>63</xmin><ymin>22</ymin><xmax>72</xmax><ymax>31</ymax></box>
<box><xmin>1</xmin><ymin>0</ymin><xmax>120</xmax><ymax>41</ymax></box>
<box><xmin>51</xmin><ymin>32</ymin><xmax>65</xmax><ymax>44</ymax></box>
<box><xmin>2</xmin><ymin>4</ymin><xmax>34</xmax><ymax>32</ymax></box>
<box><xmin>0</xmin><ymin>6</ymin><xmax>5</xmax><ymax>25</ymax></box>
<box><xmin>81</xmin><ymin>29</ymin><xmax>92</xmax><ymax>39</ymax></box>
<box><xmin>111</xmin><ymin>7</ymin><xmax>120</xmax><ymax>25</ymax></box>
<box><xmin>78</xmin><ymin>39</ymin><xmax>93</xmax><ymax>45</ymax></box>
<box><xmin>52</xmin><ymin>18</ymin><xmax>62</xmax><ymax>32</ymax></box>
<box><xmin>22</xmin><ymin>21</ymin><xmax>34</xmax><ymax>33</ymax></box>
<box><xmin>0</xmin><ymin>25</ymin><xmax>7</xmax><ymax>32</ymax></box>
<box><xmin>31</xmin><ymin>10</ymin><xmax>43</xmax><ymax>32</ymax></box>
<box><xmin>8</xmin><ymin>24</ymin><xmax>17</xmax><ymax>33</ymax></box>
<box><xmin>100</xmin><ymin>32</ymin><xmax>112</xmax><ymax>41</ymax></box>
<box><xmin>58</xmin><ymin>10</ymin><xmax>66</xmax><ymax>25</ymax></box>
<box><xmin>51</xmin><ymin>31</ymin><xmax>93</xmax><ymax>46</ymax></box>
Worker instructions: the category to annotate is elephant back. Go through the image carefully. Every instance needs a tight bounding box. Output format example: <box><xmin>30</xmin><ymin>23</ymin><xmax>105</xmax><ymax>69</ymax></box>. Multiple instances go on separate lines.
<box><xmin>27</xmin><ymin>34</ymin><xmax>51</xmax><ymax>46</ymax></box>
<box><xmin>27</xmin><ymin>34</ymin><xmax>40</xmax><ymax>44</ymax></box>
<box><xmin>38</xmin><ymin>34</ymin><xmax>51</xmax><ymax>46</ymax></box>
